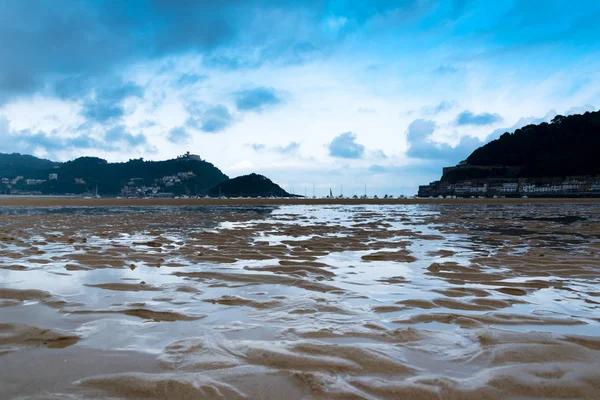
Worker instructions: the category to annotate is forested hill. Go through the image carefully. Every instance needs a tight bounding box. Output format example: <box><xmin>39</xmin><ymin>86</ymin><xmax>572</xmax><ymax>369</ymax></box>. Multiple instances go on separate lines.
<box><xmin>0</xmin><ymin>153</ymin><xmax>229</xmax><ymax>195</ymax></box>
<box><xmin>209</xmin><ymin>173</ymin><xmax>295</xmax><ymax>198</ymax></box>
<box><xmin>465</xmin><ymin>110</ymin><xmax>600</xmax><ymax>177</ymax></box>
<box><xmin>0</xmin><ymin>153</ymin><xmax>58</xmax><ymax>176</ymax></box>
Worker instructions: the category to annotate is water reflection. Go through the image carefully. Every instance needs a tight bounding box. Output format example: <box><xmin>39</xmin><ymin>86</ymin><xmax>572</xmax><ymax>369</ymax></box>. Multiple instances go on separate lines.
<box><xmin>1</xmin><ymin>203</ymin><xmax>599</xmax><ymax>399</ymax></box>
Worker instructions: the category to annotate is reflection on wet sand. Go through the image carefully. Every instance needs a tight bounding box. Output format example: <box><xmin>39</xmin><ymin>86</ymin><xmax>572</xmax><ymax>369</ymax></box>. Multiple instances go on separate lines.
<box><xmin>0</xmin><ymin>203</ymin><xmax>599</xmax><ymax>399</ymax></box>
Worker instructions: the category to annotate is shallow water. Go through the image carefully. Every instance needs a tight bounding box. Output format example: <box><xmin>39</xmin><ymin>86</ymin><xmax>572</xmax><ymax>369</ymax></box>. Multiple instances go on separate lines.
<box><xmin>0</xmin><ymin>203</ymin><xmax>599</xmax><ymax>399</ymax></box>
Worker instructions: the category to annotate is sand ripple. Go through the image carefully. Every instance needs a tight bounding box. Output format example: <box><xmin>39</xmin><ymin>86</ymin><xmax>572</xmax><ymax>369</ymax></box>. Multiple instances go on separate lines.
<box><xmin>0</xmin><ymin>202</ymin><xmax>599</xmax><ymax>399</ymax></box>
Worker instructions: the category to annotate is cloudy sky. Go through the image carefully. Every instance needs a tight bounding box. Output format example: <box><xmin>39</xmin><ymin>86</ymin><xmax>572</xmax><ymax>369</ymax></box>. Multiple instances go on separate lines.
<box><xmin>1</xmin><ymin>0</ymin><xmax>599</xmax><ymax>196</ymax></box>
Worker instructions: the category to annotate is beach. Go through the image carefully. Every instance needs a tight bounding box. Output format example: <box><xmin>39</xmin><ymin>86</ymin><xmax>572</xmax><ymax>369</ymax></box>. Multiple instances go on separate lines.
<box><xmin>1</xmin><ymin>200</ymin><xmax>599</xmax><ymax>399</ymax></box>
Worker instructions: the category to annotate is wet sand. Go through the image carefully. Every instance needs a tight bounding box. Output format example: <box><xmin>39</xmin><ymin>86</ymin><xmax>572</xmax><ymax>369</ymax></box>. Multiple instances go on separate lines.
<box><xmin>1</xmin><ymin>196</ymin><xmax>600</xmax><ymax>207</ymax></box>
<box><xmin>0</xmin><ymin>202</ymin><xmax>599</xmax><ymax>399</ymax></box>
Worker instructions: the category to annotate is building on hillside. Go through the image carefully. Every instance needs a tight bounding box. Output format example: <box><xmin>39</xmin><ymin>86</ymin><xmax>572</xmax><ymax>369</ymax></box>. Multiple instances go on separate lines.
<box><xmin>49</xmin><ymin>173</ymin><xmax>58</xmax><ymax>180</ymax></box>
<box><xmin>26</xmin><ymin>179</ymin><xmax>46</xmax><ymax>185</ymax></box>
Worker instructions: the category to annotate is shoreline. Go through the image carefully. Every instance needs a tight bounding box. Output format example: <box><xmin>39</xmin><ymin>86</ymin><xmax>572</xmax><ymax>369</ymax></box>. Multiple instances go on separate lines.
<box><xmin>1</xmin><ymin>196</ymin><xmax>600</xmax><ymax>207</ymax></box>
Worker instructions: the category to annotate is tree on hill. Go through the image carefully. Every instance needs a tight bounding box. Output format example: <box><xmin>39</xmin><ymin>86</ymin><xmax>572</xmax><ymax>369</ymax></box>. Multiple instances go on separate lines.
<box><xmin>0</xmin><ymin>153</ymin><xmax>57</xmax><ymax>176</ymax></box>
<box><xmin>0</xmin><ymin>153</ymin><xmax>229</xmax><ymax>195</ymax></box>
<box><xmin>456</xmin><ymin>110</ymin><xmax>600</xmax><ymax>178</ymax></box>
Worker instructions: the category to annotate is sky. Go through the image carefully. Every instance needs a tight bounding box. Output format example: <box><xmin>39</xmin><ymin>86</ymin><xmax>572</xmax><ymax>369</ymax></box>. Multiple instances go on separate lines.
<box><xmin>0</xmin><ymin>0</ymin><xmax>599</xmax><ymax>196</ymax></box>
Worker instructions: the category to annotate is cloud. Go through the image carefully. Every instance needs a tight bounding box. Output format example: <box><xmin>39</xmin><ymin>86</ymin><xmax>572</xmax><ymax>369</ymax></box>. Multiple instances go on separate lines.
<box><xmin>233</xmin><ymin>87</ymin><xmax>282</xmax><ymax>112</ymax></box>
<box><xmin>483</xmin><ymin>110</ymin><xmax>558</xmax><ymax>143</ymax></box>
<box><xmin>167</xmin><ymin>127</ymin><xmax>190</xmax><ymax>144</ymax></box>
<box><xmin>369</xmin><ymin>164</ymin><xmax>387</xmax><ymax>173</ymax></box>
<box><xmin>406</xmin><ymin>119</ymin><xmax>435</xmax><ymax>144</ymax></box>
<box><xmin>80</xmin><ymin>81</ymin><xmax>144</xmax><ymax>124</ymax></box>
<box><xmin>200</xmin><ymin>105</ymin><xmax>233</xmax><ymax>133</ymax></box>
<box><xmin>328</xmin><ymin>132</ymin><xmax>365</xmax><ymax>159</ymax></box>
<box><xmin>564</xmin><ymin>104</ymin><xmax>595</xmax><ymax>116</ymax></box>
<box><xmin>248</xmin><ymin>142</ymin><xmax>300</xmax><ymax>153</ymax></box>
<box><xmin>175</xmin><ymin>73</ymin><xmax>208</xmax><ymax>88</ymax></box>
<box><xmin>0</xmin><ymin>117</ymin><xmax>106</xmax><ymax>155</ymax></box>
<box><xmin>420</xmin><ymin>101</ymin><xmax>457</xmax><ymax>116</ymax></box>
<box><xmin>186</xmin><ymin>103</ymin><xmax>233</xmax><ymax>133</ymax></box>
<box><xmin>0</xmin><ymin>116</ymin><xmax>154</xmax><ymax>158</ymax></box>
<box><xmin>369</xmin><ymin>149</ymin><xmax>388</xmax><ymax>159</ymax></box>
<box><xmin>406</xmin><ymin>107</ymin><xmax>568</xmax><ymax>164</ymax></box>
<box><xmin>434</xmin><ymin>65</ymin><xmax>459</xmax><ymax>74</ymax></box>
<box><xmin>104</xmin><ymin>125</ymin><xmax>147</xmax><ymax>147</ymax></box>
<box><xmin>138</xmin><ymin>120</ymin><xmax>157</xmax><ymax>128</ymax></box>
<box><xmin>250</xmin><ymin>143</ymin><xmax>266</xmax><ymax>151</ymax></box>
<box><xmin>356</xmin><ymin>108</ymin><xmax>376</xmax><ymax>113</ymax></box>
<box><xmin>0</xmin><ymin>1</ymin><xmax>238</xmax><ymax>102</ymax></box>
<box><xmin>275</xmin><ymin>142</ymin><xmax>300</xmax><ymax>153</ymax></box>
<box><xmin>455</xmin><ymin>110</ymin><xmax>503</xmax><ymax>126</ymax></box>
<box><xmin>406</xmin><ymin>119</ymin><xmax>480</xmax><ymax>162</ymax></box>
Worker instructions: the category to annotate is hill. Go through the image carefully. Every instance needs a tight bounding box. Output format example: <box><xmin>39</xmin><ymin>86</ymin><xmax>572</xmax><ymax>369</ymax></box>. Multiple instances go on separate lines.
<box><xmin>443</xmin><ymin>110</ymin><xmax>600</xmax><ymax>182</ymax></box>
<box><xmin>209</xmin><ymin>173</ymin><xmax>295</xmax><ymax>198</ymax></box>
<box><xmin>419</xmin><ymin>110</ymin><xmax>600</xmax><ymax>197</ymax></box>
<box><xmin>0</xmin><ymin>153</ymin><xmax>229</xmax><ymax>196</ymax></box>
<box><xmin>0</xmin><ymin>153</ymin><xmax>58</xmax><ymax>176</ymax></box>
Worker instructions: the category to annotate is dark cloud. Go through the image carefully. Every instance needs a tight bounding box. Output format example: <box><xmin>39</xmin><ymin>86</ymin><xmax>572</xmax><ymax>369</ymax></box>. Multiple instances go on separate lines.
<box><xmin>81</xmin><ymin>104</ymin><xmax>125</xmax><ymax>124</ymax></box>
<box><xmin>0</xmin><ymin>117</ymin><xmax>106</xmax><ymax>155</ymax></box>
<box><xmin>233</xmin><ymin>87</ymin><xmax>283</xmax><ymax>112</ymax></box>
<box><xmin>167</xmin><ymin>127</ymin><xmax>190</xmax><ymax>144</ymax></box>
<box><xmin>0</xmin><ymin>116</ymin><xmax>153</xmax><ymax>158</ymax></box>
<box><xmin>80</xmin><ymin>81</ymin><xmax>144</xmax><ymax>124</ymax></box>
<box><xmin>0</xmin><ymin>1</ymin><xmax>330</xmax><ymax>102</ymax></box>
<box><xmin>328</xmin><ymin>132</ymin><xmax>365</xmax><ymax>159</ymax></box>
<box><xmin>0</xmin><ymin>1</ymin><xmax>251</xmax><ymax>102</ymax></box>
<box><xmin>455</xmin><ymin>110</ymin><xmax>503</xmax><ymax>126</ymax></box>
<box><xmin>1</xmin><ymin>0</ymin><xmax>597</xmax><ymax>106</ymax></box>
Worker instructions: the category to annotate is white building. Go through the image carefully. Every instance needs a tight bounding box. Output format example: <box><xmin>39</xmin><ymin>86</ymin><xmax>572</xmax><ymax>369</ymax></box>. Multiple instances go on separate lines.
<box><xmin>499</xmin><ymin>182</ymin><xmax>518</xmax><ymax>192</ymax></box>
<box><xmin>455</xmin><ymin>183</ymin><xmax>486</xmax><ymax>194</ymax></box>
<box><xmin>49</xmin><ymin>173</ymin><xmax>58</xmax><ymax>180</ymax></box>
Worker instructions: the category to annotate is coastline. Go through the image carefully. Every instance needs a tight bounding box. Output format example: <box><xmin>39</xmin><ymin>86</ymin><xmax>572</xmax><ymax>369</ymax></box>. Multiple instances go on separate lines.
<box><xmin>1</xmin><ymin>196</ymin><xmax>600</xmax><ymax>207</ymax></box>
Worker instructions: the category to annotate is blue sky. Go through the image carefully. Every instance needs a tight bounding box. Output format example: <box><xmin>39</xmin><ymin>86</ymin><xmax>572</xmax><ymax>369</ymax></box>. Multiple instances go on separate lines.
<box><xmin>0</xmin><ymin>0</ymin><xmax>599</xmax><ymax>195</ymax></box>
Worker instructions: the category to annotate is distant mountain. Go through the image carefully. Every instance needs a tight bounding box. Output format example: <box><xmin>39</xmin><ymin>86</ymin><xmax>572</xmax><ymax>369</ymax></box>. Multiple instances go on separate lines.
<box><xmin>0</xmin><ymin>153</ymin><xmax>229</xmax><ymax>196</ymax></box>
<box><xmin>443</xmin><ymin>110</ymin><xmax>600</xmax><ymax>182</ymax></box>
<box><xmin>209</xmin><ymin>173</ymin><xmax>296</xmax><ymax>198</ymax></box>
